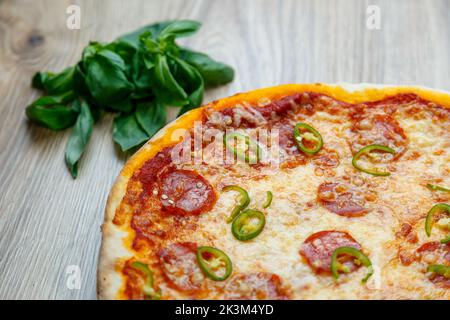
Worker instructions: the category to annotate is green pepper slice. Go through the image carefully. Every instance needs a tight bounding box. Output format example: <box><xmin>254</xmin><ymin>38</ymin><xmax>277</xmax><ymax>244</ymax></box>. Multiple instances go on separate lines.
<box><xmin>293</xmin><ymin>123</ymin><xmax>323</xmax><ymax>155</ymax></box>
<box><xmin>196</xmin><ymin>246</ymin><xmax>232</xmax><ymax>281</ymax></box>
<box><xmin>231</xmin><ymin>209</ymin><xmax>266</xmax><ymax>241</ymax></box>
<box><xmin>427</xmin><ymin>184</ymin><xmax>450</xmax><ymax>193</ymax></box>
<box><xmin>352</xmin><ymin>144</ymin><xmax>396</xmax><ymax>176</ymax></box>
<box><xmin>427</xmin><ymin>264</ymin><xmax>450</xmax><ymax>279</ymax></box>
<box><xmin>222</xmin><ymin>185</ymin><xmax>250</xmax><ymax>223</ymax></box>
<box><xmin>130</xmin><ymin>261</ymin><xmax>161</xmax><ymax>299</ymax></box>
<box><xmin>330</xmin><ymin>247</ymin><xmax>374</xmax><ymax>283</ymax></box>
<box><xmin>441</xmin><ymin>235</ymin><xmax>450</xmax><ymax>244</ymax></box>
<box><xmin>224</xmin><ymin>132</ymin><xmax>262</xmax><ymax>164</ymax></box>
<box><xmin>262</xmin><ymin>191</ymin><xmax>273</xmax><ymax>209</ymax></box>
<box><xmin>425</xmin><ymin>203</ymin><xmax>450</xmax><ymax>241</ymax></box>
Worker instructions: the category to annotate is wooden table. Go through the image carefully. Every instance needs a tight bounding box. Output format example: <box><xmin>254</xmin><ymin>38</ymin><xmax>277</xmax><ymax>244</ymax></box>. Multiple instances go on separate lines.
<box><xmin>0</xmin><ymin>0</ymin><xmax>448</xmax><ymax>299</ymax></box>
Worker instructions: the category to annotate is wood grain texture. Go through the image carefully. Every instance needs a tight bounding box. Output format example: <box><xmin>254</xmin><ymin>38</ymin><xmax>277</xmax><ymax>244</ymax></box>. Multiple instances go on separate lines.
<box><xmin>0</xmin><ymin>0</ymin><xmax>449</xmax><ymax>300</ymax></box>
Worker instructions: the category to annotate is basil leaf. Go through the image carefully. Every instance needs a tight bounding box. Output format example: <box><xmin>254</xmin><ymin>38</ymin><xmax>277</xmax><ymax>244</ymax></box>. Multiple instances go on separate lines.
<box><xmin>158</xmin><ymin>20</ymin><xmax>201</xmax><ymax>40</ymax></box>
<box><xmin>108</xmin><ymin>98</ymin><xmax>133</xmax><ymax>113</ymax></box>
<box><xmin>135</xmin><ymin>100</ymin><xmax>166</xmax><ymax>137</ymax></box>
<box><xmin>180</xmin><ymin>49</ymin><xmax>234</xmax><ymax>87</ymax></box>
<box><xmin>65</xmin><ymin>99</ymin><xmax>94</xmax><ymax>178</ymax></box>
<box><xmin>154</xmin><ymin>54</ymin><xmax>188</xmax><ymax>105</ymax></box>
<box><xmin>32</xmin><ymin>67</ymin><xmax>75</xmax><ymax>94</ymax></box>
<box><xmin>118</xmin><ymin>21</ymin><xmax>172</xmax><ymax>49</ymax></box>
<box><xmin>113</xmin><ymin>113</ymin><xmax>149</xmax><ymax>151</ymax></box>
<box><xmin>171</xmin><ymin>56</ymin><xmax>204</xmax><ymax>115</ymax></box>
<box><xmin>26</xmin><ymin>91</ymin><xmax>78</xmax><ymax>130</ymax></box>
<box><xmin>85</xmin><ymin>49</ymin><xmax>134</xmax><ymax>106</ymax></box>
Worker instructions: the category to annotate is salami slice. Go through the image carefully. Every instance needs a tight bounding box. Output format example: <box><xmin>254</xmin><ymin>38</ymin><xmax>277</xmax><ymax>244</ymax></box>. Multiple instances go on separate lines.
<box><xmin>159</xmin><ymin>169</ymin><xmax>217</xmax><ymax>215</ymax></box>
<box><xmin>224</xmin><ymin>272</ymin><xmax>290</xmax><ymax>300</ymax></box>
<box><xmin>317</xmin><ymin>182</ymin><xmax>367</xmax><ymax>217</ymax></box>
<box><xmin>300</xmin><ymin>230</ymin><xmax>362</xmax><ymax>274</ymax></box>
<box><xmin>158</xmin><ymin>242</ymin><xmax>205</xmax><ymax>292</ymax></box>
<box><xmin>416</xmin><ymin>241</ymin><xmax>450</xmax><ymax>288</ymax></box>
<box><xmin>350</xmin><ymin>114</ymin><xmax>407</xmax><ymax>157</ymax></box>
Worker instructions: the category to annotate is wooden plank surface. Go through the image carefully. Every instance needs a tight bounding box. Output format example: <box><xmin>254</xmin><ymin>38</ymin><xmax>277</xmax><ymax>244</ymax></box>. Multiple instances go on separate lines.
<box><xmin>0</xmin><ymin>0</ymin><xmax>449</xmax><ymax>299</ymax></box>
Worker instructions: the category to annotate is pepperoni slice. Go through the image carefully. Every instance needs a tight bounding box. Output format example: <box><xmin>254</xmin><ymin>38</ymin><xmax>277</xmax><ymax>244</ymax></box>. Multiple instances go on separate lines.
<box><xmin>159</xmin><ymin>169</ymin><xmax>217</xmax><ymax>216</ymax></box>
<box><xmin>224</xmin><ymin>273</ymin><xmax>290</xmax><ymax>300</ymax></box>
<box><xmin>312</xmin><ymin>150</ymin><xmax>340</xmax><ymax>168</ymax></box>
<box><xmin>350</xmin><ymin>114</ymin><xmax>407</xmax><ymax>157</ymax></box>
<box><xmin>300</xmin><ymin>230</ymin><xmax>362</xmax><ymax>274</ymax></box>
<box><xmin>317</xmin><ymin>182</ymin><xmax>367</xmax><ymax>217</ymax></box>
<box><xmin>158</xmin><ymin>242</ymin><xmax>205</xmax><ymax>292</ymax></box>
<box><xmin>416</xmin><ymin>241</ymin><xmax>450</xmax><ymax>288</ymax></box>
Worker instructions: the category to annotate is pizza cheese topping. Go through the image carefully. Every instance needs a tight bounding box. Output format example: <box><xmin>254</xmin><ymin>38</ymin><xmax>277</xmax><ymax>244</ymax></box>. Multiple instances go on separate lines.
<box><xmin>110</xmin><ymin>89</ymin><xmax>450</xmax><ymax>299</ymax></box>
<box><xmin>224</xmin><ymin>273</ymin><xmax>290</xmax><ymax>300</ymax></box>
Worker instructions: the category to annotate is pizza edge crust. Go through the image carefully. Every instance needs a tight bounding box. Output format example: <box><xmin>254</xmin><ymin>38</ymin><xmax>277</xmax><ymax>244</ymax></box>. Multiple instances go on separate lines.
<box><xmin>97</xmin><ymin>83</ymin><xmax>450</xmax><ymax>300</ymax></box>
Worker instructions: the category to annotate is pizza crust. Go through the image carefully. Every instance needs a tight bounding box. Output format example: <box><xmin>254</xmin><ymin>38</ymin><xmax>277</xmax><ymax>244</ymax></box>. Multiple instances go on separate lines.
<box><xmin>97</xmin><ymin>83</ymin><xmax>450</xmax><ymax>300</ymax></box>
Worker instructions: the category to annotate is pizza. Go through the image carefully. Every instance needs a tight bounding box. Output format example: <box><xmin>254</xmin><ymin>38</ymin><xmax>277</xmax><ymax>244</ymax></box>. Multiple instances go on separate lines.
<box><xmin>97</xmin><ymin>83</ymin><xmax>450</xmax><ymax>300</ymax></box>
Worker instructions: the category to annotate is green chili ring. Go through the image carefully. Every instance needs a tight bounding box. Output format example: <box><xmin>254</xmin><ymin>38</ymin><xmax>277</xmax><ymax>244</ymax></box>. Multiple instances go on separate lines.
<box><xmin>293</xmin><ymin>123</ymin><xmax>323</xmax><ymax>155</ymax></box>
<box><xmin>427</xmin><ymin>184</ymin><xmax>450</xmax><ymax>193</ymax></box>
<box><xmin>130</xmin><ymin>261</ymin><xmax>161</xmax><ymax>299</ymax></box>
<box><xmin>330</xmin><ymin>247</ymin><xmax>374</xmax><ymax>283</ymax></box>
<box><xmin>196</xmin><ymin>246</ymin><xmax>233</xmax><ymax>281</ymax></box>
<box><xmin>441</xmin><ymin>235</ymin><xmax>450</xmax><ymax>244</ymax></box>
<box><xmin>425</xmin><ymin>203</ymin><xmax>450</xmax><ymax>237</ymax></box>
<box><xmin>222</xmin><ymin>185</ymin><xmax>250</xmax><ymax>223</ymax></box>
<box><xmin>352</xmin><ymin>144</ymin><xmax>396</xmax><ymax>176</ymax></box>
<box><xmin>231</xmin><ymin>209</ymin><xmax>266</xmax><ymax>241</ymax></box>
<box><xmin>224</xmin><ymin>132</ymin><xmax>262</xmax><ymax>164</ymax></box>
<box><xmin>427</xmin><ymin>264</ymin><xmax>450</xmax><ymax>279</ymax></box>
<box><xmin>262</xmin><ymin>191</ymin><xmax>273</xmax><ymax>209</ymax></box>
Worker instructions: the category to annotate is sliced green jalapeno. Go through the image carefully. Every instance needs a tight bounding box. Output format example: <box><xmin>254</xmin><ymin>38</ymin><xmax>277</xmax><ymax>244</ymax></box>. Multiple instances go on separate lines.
<box><xmin>425</xmin><ymin>203</ymin><xmax>450</xmax><ymax>242</ymax></box>
<box><xmin>427</xmin><ymin>264</ymin><xmax>450</xmax><ymax>279</ymax></box>
<box><xmin>427</xmin><ymin>184</ymin><xmax>450</xmax><ymax>193</ymax></box>
<box><xmin>196</xmin><ymin>246</ymin><xmax>232</xmax><ymax>281</ymax></box>
<box><xmin>222</xmin><ymin>185</ymin><xmax>250</xmax><ymax>223</ymax></box>
<box><xmin>130</xmin><ymin>261</ymin><xmax>161</xmax><ymax>299</ymax></box>
<box><xmin>352</xmin><ymin>144</ymin><xmax>396</xmax><ymax>176</ymax></box>
<box><xmin>293</xmin><ymin>123</ymin><xmax>323</xmax><ymax>155</ymax></box>
<box><xmin>441</xmin><ymin>235</ymin><xmax>450</xmax><ymax>244</ymax></box>
<box><xmin>330</xmin><ymin>247</ymin><xmax>374</xmax><ymax>283</ymax></box>
<box><xmin>262</xmin><ymin>191</ymin><xmax>273</xmax><ymax>209</ymax></box>
<box><xmin>224</xmin><ymin>132</ymin><xmax>262</xmax><ymax>164</ymax></box>
<box><xmin>231</xmin><ymin>209</ymin><xmax>265</xmax><ymax>241</ymax></box>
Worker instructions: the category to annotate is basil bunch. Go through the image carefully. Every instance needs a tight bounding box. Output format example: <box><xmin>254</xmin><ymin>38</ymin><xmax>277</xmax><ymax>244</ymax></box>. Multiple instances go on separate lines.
<box><xmin>26</xmin><ymin>20</ymin><xmax>234</xmax><ymax>178</ymax></box>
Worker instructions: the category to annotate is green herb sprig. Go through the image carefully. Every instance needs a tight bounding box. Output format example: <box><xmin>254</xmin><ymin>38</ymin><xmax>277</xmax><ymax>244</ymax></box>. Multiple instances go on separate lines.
<box><xmin>26</xmin><ymin>20</ymin><xmax>234</xmax><ymax>178</ymax></box>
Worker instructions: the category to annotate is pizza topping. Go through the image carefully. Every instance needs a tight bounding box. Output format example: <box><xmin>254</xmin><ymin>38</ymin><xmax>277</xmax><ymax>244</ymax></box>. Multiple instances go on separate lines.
<box><xmin>416</xmin><ymin>242</ymin><xmax>450</xmax><ymax>287</ymax></box>
<box><xmin>129</xmin><ymin>261</ymin><xmax>161</xmax><ymax>300</ymax></box>
<box><xmin>395</xmin><ymin>223</ymin><xmax>418</xmax><ymax>244</ymax></box>
<box><xmin>222</xmin><ymin>185</ymin><xmax>250</xmax><ymax>223</ymax></box>
<box><xmin>352</xmin><ymin>144</ymin><xmax>396</xmax><ymax>176</ymax></box>
<box><xmin>223</xmin><ymin>132</ymin><xmax>262</xmax><ymax>164</ymax></box>
<box><xmin>196</xmin><ymin>246</ymin><xmax>233</xmax><ymax>281</ymax></box>
<box><xmin>224</xmin><ymin>272</ymin><xmax>290</xmax><ymax>300</ymax></box>
<box><xmin>350</xmin><ymin>114</ymin><xmax>408</xmax><ymax>157</ymax></box>
<box><xmin>427</xmin><ymin>184</ymin><xmax>450</xmax><ymax>193</ymax></box>
<box><xmin>330</xmin><ymin>247</ymin><xmax>373</xmax><ymax>283</ymax></box>
<box><xmin>159</xmin><ymin>169</ymin><xmax>216</xmax><ymax>216</ymax></box>
<box><xmin>425</xmin><ymin>203</ymin><xmax>450</xmax><ymax>243</ymax></box>
<box><xmin>312</xmin><ymin>150</ymin><xmax>340</xmax><ymax>168</ymax></box>
<box><xmin>317</xmin><ymin>182</ymin><xmax>368</xmax><ymax>217</ymax></box>
<box><xmin>293</xmin><ymin>122</ymin><xmax>323</xmax><ymax>155</ymax></box>
<box><xmin>231</xmin><ymin>209</ymin><xmax>266</xmax><ymax>241</ymax></box>
<box><xmin>262</xmin><ymin>191</ymin><xmax>273</xmax><ymax>209</ymax></box>
<box><xmin>300</xmin><ymin>230</ymin><xmax>362</xmax><ymax>274</ymax></box>
<box><xmin>158</xmin><ymin>242</ymin><xmax>205</xmax><ymax>292</ymax></box>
